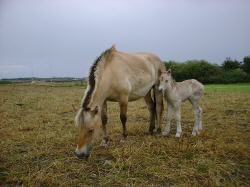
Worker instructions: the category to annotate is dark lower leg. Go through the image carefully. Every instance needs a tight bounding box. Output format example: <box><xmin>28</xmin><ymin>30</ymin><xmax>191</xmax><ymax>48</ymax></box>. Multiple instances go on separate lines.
<box><xmin>120</xmin><ymin>113</ymin><xmax>128</xmax><ymax>138</ymax></box>
<box><xmin>101</xmin><ymin>102</ymin><xmax>109</xmax><ymax>144</ymax></box>
<box><xmin>144</xmin><ymin>92</ymin><xmax>156</xmax><ymax>134</ymax></box>
<box><xmin>120</xmin><ymin>102</ymin><xmax>128</xmax><ymax>139</ymax></box>
<box><xmin>154</xmin><ymin>86</ymin><xmax>163</xmax><ymax>133</ymax></box>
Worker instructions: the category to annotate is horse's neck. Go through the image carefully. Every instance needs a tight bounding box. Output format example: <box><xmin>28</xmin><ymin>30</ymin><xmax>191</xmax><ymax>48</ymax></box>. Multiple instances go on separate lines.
<box><xmin>164</xmin><ymin>80</ymin><xmax>178</xmax><ymax>100</ymax></box>
<box><xmin>88</xmin><ymin>75</ymin><xmax>109</xmax><ymax>109</ymax></box>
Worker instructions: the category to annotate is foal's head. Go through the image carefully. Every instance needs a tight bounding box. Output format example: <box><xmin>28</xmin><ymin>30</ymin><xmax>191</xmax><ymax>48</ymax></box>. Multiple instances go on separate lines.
<box><xmin>74</xmin><ymin>106</ymin><xmax>101</xmax><ymax>159</ymax></box>
<box><xmin>159</xmin><ymin>69</ymin><xmax>173</xmax><ymax>91</ymax></box>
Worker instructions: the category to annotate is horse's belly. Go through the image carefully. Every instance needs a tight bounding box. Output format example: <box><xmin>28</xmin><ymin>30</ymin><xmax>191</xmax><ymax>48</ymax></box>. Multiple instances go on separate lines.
<box><xmin>128</xmin><ymin>84</ymin><xmax>153</xmax><ymax>101</ymax></box>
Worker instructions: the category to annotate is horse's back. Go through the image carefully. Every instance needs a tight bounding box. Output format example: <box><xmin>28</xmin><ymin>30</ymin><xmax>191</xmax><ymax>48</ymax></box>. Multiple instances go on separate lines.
<box><xmin>105</xmin><ymin>51</ymin><xmax>164</xmax><ymax>100</ymax></box>
<box><xmin>190</xmin><ymin>79</ymin><xmax>204</xmax><ymax>92</ymax></box>
<box><xmin>110</xmin><ymin>51</ymin><xmax>163</xmax><ymax>70</ymax></box>
<box><xmin>175</xmin><ymin>79</ymin><xmax>204</xmax><ymax>101</ymax></box>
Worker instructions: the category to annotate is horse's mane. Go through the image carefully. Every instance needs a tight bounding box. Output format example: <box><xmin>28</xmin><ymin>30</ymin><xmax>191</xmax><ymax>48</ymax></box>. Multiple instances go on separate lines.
<box><xmin>82</xmin><ymin>45</ymin><xmax>116</xmax><ymax>109</ymax></box>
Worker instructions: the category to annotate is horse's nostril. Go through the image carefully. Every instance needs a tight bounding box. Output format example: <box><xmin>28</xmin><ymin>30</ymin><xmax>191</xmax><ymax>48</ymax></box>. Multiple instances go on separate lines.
<box><xmin>74</xmin><ymin>144</ymin><xmax>92</xmax><ymax>160</ymax></box>
<box><xmin>74</xmin><ymin>151</ymin><xmax>90</xmax><ymax>160</ymax></box>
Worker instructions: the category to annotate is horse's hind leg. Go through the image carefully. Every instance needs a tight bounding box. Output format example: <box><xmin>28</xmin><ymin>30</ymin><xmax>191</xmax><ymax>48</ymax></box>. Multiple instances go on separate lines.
<box><xmin>154</xmin><ymin>85</ymin><xmax>163</xmax><ymax>133</ymax></box>
<box><xmin>119</xmin><ymin>96</ymin><xmax>128</xmax><ymax>140</ymax></box>
<box><xmin>100</xmin><ymin>101</ymin><xmax>109</xmax><ymax>147</ymax></box>
<box><xmin>189</xmin><ymin>97</ymin><xmax>202</xmax><ymax>136</ymax></box>
<box><xmin>144</xmin><ymin>90</ymin><xmax>156</xmax><ymax>134</ymax></box>
<box><xmin>197</xmin><ymin>106</ymin><xmax>202</xmax><ymax>131</ymax></box>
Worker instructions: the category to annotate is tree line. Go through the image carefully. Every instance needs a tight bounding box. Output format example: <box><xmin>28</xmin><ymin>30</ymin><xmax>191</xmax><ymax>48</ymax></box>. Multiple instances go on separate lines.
<box><xmin>164</xmin><ymin>55</ymin><xmax>250</xmax><ymax>84</ymax></box>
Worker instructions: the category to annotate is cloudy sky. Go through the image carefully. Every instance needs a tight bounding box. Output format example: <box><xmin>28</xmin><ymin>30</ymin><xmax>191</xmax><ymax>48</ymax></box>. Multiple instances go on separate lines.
<box><xmin>0</xmin><ymin>0</ymin><xmax>249</xmax><ymax>78</ymax></box>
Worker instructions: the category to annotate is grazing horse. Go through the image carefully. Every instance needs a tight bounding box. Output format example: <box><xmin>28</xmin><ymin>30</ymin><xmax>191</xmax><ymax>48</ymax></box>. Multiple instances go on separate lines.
<box><xmin>159</xmin><ymin>69</ymin><xmax>204</xmax><ymax>138</ymax></box>
<box><xmin>74</xmin><ymin>45</ymin><xmax>165</xmax><ymax>159</ymax></box>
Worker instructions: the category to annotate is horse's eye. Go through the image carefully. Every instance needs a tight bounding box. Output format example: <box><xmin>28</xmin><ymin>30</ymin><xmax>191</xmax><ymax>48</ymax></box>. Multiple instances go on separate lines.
<box><xmin>88</xmin><ymin>129</ymin><xmax>94</xmax><ymax>134</ymax></box>
<box><xmin>165</xmin><ymin>80</ymin><xmax>168</xmax><ymax>82</ymax></box>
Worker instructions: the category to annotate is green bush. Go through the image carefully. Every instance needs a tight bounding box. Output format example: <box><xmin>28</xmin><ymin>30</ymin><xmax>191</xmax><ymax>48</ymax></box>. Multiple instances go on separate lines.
<box><xmin>164</xmin><ymin>60</ymin><xmax>249</xmax><ymax>84</ymax></box>
<box><xmin>0</xmin><ymin>81</ymin><xmax>12</xmax><ymax>84</ymax></box>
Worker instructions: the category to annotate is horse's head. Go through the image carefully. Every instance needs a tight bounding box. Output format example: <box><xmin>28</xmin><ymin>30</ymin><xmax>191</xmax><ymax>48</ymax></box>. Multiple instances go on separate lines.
<box><xmin>74</xmin><ymin>106</ymin><xmax>101</xmax><ymax>159</ymax></box>
<box><xmin>159</xmin><ymin>69</ymin><xmax>172</xmax><ymax>91</ymax></box>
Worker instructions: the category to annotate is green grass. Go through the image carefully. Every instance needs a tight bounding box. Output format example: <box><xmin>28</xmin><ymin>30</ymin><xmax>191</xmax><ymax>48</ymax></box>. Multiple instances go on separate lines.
<box><xmin>205</xmin><ymin>83</ymin><xmax>250</xmax><ymax>92</ymax></box>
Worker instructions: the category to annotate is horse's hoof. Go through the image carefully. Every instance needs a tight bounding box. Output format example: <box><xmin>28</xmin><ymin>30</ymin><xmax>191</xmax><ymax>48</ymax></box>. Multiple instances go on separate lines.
<box><xmin>100</xmin><ymin>141</ymin><xmax>108</xmax><ymax>147</ymax></box>
<box><xmin>162</xmin><ymin>131</ymin><xmax>170</xmax><ymax>136</ymax></box>
<box><xmin>192</xmin><ymin>131</ymin><xmax>197</xmax><ymax>136</ymax></box>
<box><xmin>148</xmin><ymin>131</ymin><xmax>154</xmax><ymax>135</ymax></box>
<box><xmin>192</xmin><ymin>129</ymin><xmax>201</xmax><ymax>136</ymax></box>
<box><xmin>175</xmin><ymin>133</ymin><xmax>181</xmax><ymax>138</ymax></box>
<box><xmin>153</xmin><ymin>128</ymin><xmax>161</xmax><ymax>134</ymax></box>
<box><xmin>120</xmin><ymin>139</ymin><xmax>126</xmax><ymax>144</ymax></box>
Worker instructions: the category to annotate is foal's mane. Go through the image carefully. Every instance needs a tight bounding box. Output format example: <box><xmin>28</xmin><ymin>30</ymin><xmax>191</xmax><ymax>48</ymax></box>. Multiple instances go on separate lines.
<box><xmin>82</xmin><ymin>45</ymin><xmax>116</xmax><ymax>109</ymax></box>
<box><xmin>170</xmin><ymin>75</ymin><xmax>176</xmax><ymax>88</ymax></box>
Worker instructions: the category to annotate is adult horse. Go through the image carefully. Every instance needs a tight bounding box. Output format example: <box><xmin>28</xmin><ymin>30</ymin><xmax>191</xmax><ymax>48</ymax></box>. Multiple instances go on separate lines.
<box><xmin>75</xmin><ymin>45</ymin><xmax>165</xmax><ymax>159</ymax></box>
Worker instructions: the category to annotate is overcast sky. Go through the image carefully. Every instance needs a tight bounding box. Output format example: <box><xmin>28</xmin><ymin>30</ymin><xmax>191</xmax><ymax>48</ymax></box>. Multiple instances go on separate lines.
<box><xmin>0</xmin><ymin>0</ymin><xmax>249</xmax><ymax>78</ymax></box>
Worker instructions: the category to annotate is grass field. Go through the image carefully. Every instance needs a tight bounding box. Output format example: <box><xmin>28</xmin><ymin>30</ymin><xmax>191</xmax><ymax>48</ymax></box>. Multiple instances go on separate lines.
<box><xmin>0</xmin><ymin>83</ymin><xmax>249</xmax><ymax>186</ymax></box>
<box><xmin>205</xmin><ymin>83</ymin><xmax>250</xmax><ymax>92</ymax></box>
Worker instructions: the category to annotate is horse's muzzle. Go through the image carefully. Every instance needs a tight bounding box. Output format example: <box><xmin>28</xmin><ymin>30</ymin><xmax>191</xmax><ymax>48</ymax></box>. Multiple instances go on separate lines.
<box><xmin>74</xmin><ymin>144</ymin><xmax>92</xmax><ymax>160</ymax></box>
<box><xmin>74</xmin><ymin>151</ymin><xmax>90</xmax><ymax>159</ymax></box>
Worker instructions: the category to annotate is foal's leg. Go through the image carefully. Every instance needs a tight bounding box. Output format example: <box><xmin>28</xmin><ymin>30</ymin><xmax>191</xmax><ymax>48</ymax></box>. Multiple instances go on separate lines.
<box><xmin>175</xmin><ymin>106</ymin><xmax>182</xmax><ymax>138</ymax></box>
<box><xmin>190</xmin><ymin>98</ymin><xmax>202</xmax><ymax>136</ymax></box>
<box><xmin>100</xmin><ymin>101</ymin><xmax>109</xmax><ymax>147</ymax></box>
<box><xmin>154</xmin><ymin>85</ymin><xmax>163</xmax><ymax>133</ymax></box>
<box><xmin>144</xmin><ymin>90</ymin><xmax>156</xmax><ymax>134</ymax></box>
<box><xmin>119</xmin><ymin>96</ymin><xmax>128</xmax><ymax>140</ymax></box>
<box><xmin>198</xmin><ymin>106</ymin><xmax>203</xmax><ymax>131</ymax></box>
<box><xmin>162</xmin><ymin>104</ymin><xmax>173</xmax><ymax>136</ymax></box>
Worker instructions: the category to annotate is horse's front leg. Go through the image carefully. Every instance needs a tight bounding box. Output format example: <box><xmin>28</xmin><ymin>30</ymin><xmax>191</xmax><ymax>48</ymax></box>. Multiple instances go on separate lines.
<box><xmin>162</xmin><ymin>105</ymin><xmax>173</xmax><ymax>136</ymax></box>
<box><xmin>119</xmin><ymin>96</ymin><xmax>128</xmax><ymax>141</ymax></box>
<box><xmin>175</xmin><ymin>106</ymin><xmax>182</xmax><ymax>138</ymax></box>
<box><xmin>100</xmin><ymin>101</ymin><xmax>109</xmax><ymax>147</ymax></box>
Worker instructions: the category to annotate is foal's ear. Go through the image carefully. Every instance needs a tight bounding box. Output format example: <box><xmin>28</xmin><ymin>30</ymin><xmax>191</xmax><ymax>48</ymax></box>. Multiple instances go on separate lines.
<box><xmin>91</xmin><ymin>106</ymin><xmax>99</xmax><ymax>116</ymax></box>
<box><xmin>167</xmin><ymin>69</ymin><xmax>172</xmax><ymax>74</ymax></box>
<box><xmin>158</xmin><ymin>69</ymin><xmax>162</xmax><ymax>76</ymax></box>
<box><xmin>158</xmin><ymin>69</ymin><xmax>166</xmax><ymax>76</ymax></box>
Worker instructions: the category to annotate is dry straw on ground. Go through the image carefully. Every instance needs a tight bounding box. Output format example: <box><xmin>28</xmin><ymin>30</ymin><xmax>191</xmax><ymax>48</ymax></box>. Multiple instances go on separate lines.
<box><xmin>0</xmin><ymin>84</ymin><xmax>249</xmax><ymax>186</ymax></box>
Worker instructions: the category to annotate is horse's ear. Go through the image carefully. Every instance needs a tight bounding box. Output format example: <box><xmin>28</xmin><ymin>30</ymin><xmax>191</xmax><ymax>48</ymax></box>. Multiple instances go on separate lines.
<box><xmin>158</xmin><ymin>69</ymin><xmax>162</xmax><ymax>76</ymax></box>
<box><xmin>159</xmin><ymin>68</ymin><xmax>166</xmax><ymax>76</ymax></box>
<box><xmin>167</xmin><ymin>68</ymin><xmax>172</xmax><ymax>74</ymax></box>
<box><xmin>91</xmin><ymin>106</ymin><xmax>99</xmax><ymax>115</ymax></box>
<box><xmin>111</xmin><ymin>44</ymin><xmax>117</xmax><ymax>51</ymax></box>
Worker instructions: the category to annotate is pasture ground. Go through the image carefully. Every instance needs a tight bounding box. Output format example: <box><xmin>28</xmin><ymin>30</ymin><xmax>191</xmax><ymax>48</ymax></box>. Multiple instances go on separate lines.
<box><xmin>0</xmin><ymin>83</ymin><xmax>249</xmax><ymax>186</ymax></box>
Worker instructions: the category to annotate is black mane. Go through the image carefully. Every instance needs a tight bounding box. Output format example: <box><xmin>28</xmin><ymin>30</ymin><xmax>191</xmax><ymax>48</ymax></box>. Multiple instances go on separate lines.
<box><xmin>81</xmin><ymin>49</ymin><xmax>111</xmax><ymax>109</ymax></box>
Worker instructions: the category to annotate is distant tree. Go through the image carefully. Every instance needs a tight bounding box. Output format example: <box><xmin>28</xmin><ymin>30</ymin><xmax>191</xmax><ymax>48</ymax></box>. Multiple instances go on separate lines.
<box><xmin>165</xmin><ymin>60</ymin><xmax>221</xmax><ymax>83</ymax></box>
<box><xmin>222</xmin><ymin>57</ymin><xmax>241</xmax><ymax>71</ymax></box>
<box><xmin>164</xmin><ymin>57</ymin><xmax>250</xmax><ymax>83</ymax></box>
<box><xmin>242</xmin><ymin>55</ymin><xmax>250</xmax><ymax>74</ymax></box>
<box><xmin>223</xmin><ymin>69</ymin><xmax>247</xmax><ymax>83</ymax></box>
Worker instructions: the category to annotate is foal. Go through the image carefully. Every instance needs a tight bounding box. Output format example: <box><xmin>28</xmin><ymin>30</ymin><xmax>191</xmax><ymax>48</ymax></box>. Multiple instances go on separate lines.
<box><xmin>159</xmin><ymin>70</ymin><xmax>204</xmax><ymax>137</ymax></box>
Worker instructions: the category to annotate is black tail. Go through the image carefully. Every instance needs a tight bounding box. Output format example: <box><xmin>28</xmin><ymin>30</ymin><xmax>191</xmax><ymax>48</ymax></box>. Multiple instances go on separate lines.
<box><xmin>152</xmin><ymin>85</ymin><xmax>157</xmax><ymax>125</ymax></box>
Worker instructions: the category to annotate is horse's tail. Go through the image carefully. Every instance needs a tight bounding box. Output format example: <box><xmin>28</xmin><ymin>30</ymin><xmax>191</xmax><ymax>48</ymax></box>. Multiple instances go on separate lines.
<box><xmin>152</xmin><ymin>85</ymin><xmax>157</xmax><ymax>124</ymax></box>
<box><xmin>75</xmin><ymin>108</ymin><xmax>84</xmax><ymax>127</ymax></box>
